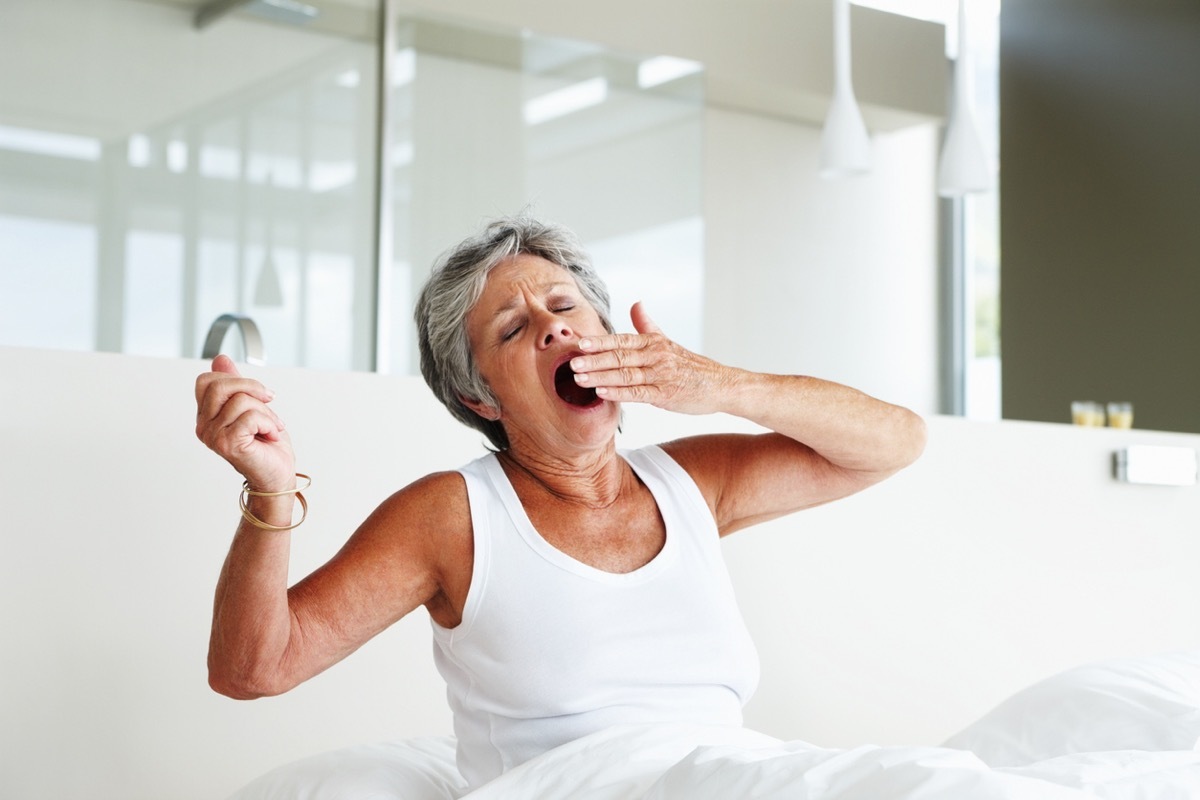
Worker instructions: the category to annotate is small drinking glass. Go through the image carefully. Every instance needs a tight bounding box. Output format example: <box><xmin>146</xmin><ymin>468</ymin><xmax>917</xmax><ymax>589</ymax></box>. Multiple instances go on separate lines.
<box><xmin>1071</xmin><ymin>401</ymin><xmax>1105</xmax><ymax>427</ymax></box>
<box><xmin>1106</xmin><ymin>401</ymin><xmax>1134</xmax><ymax>429</ymax></box>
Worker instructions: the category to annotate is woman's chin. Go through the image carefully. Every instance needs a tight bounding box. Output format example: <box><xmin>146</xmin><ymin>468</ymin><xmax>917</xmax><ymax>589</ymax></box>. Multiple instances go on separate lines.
<box><xmin>551</xmin><ymin>397</ymin><xmax>621</xmax><ymax>444</ymax></box>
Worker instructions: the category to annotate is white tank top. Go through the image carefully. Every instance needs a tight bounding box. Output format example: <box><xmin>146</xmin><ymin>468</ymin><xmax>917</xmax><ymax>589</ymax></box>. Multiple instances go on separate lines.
<box><xmin>431</xmin><ymin>445</ymin><xmax>760</xmax><ymax>790</ymax></box>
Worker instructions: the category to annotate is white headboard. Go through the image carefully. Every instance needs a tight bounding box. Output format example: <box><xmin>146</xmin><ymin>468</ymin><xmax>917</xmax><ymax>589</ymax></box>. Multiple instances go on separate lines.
<box><xmin>3</xmin><ymin>346</ymin><xmax>1198</xmax><ymax>799</ymax></box>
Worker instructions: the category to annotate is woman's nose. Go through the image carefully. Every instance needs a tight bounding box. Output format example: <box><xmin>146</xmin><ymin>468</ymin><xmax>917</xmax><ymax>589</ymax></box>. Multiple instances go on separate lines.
<box><xmin>536</xmin><ymin>311</ymin><xmax>573</xmax><ymax>348</ymax></box>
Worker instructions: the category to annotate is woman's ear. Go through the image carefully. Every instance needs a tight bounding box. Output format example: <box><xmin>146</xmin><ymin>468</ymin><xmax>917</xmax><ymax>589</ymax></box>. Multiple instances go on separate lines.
<box><xmin>460</xmin><ymin>394</ymin><xmax>501</xmax><ymax>421</ymax></box>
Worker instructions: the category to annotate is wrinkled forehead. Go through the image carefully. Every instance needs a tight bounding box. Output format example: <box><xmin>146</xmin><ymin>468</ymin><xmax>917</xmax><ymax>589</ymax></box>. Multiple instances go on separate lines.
<box><xmin>461</xmin><ymin>255</ymin><xmax>581</xmax><ymax>345</ymax></box>
<box><xmin>473</xmin><ymin>254</ymin><xmax>580</xmax><ymax>314</ymax></box>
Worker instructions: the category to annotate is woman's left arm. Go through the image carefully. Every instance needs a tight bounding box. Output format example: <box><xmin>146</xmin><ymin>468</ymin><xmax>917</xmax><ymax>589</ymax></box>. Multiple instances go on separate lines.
<box><xmin>571</xmin><ymin>303</ymin><xmax>927</xmax><ymax>534</ymax></box>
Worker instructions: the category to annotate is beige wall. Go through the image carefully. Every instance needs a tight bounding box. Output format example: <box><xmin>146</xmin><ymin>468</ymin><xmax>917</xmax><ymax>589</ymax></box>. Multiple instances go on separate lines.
<box><xmin>1000</xmin><ymin>0</ymin><xmax>1200</xmax><ymax>432</ymax></box>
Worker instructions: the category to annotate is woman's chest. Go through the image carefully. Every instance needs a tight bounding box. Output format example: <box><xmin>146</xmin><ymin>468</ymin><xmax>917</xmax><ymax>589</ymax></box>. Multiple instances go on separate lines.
<box><xmin>525</xmin><ymin>491</ymin><xmax>666</xmax><ymax>575</ymax></box>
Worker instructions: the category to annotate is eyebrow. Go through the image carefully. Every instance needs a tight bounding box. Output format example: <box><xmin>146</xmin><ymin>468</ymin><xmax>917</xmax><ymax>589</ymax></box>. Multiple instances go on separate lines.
<box><xmin>492</xmin><ymin>282</ymin><xmax>576</xmax><ymax>317</ymax></box>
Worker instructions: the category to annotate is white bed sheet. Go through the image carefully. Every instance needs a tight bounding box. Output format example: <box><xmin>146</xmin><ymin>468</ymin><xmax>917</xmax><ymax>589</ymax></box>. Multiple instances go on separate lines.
<box><xmin>229</xmin><ymin>651</ymin><xmax>1200</xmax><ymax>800</ymax></box>
<box><xmin>464</xmin><ymin>723</ymin><xmax>1200</xmax><ymax>800</ymax></box>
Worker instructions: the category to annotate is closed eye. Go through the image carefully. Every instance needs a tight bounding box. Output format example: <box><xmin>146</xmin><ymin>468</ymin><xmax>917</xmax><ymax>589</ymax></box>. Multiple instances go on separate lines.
<box><xmin>501</xmin><ymin>325</ymin><xmax>522</xmax><ymax>341</ymax></box>
<box><xmin>547</xmin><ymin>291</ymin><xmax>578</xmax><ymax>313</ymax></box>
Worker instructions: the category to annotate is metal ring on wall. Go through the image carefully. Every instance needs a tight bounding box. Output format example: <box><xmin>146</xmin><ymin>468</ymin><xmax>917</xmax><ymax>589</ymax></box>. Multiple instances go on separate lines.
<box><xmin>201</xmin><ymin>314</ymin><xmax>266</xmax><ymax>366</ymax></box>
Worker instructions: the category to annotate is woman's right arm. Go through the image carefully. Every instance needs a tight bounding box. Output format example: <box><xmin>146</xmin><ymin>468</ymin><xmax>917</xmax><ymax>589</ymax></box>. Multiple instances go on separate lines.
<box><xmin>195</xmin><ymin>356</ymin><xmax>464</xmax><ymax>699</ymax></box>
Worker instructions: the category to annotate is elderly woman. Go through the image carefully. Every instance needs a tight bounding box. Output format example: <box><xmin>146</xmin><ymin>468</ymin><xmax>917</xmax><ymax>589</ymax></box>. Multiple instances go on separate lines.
<box><xmin>195</xmin><ymin>216</ymin><xmax>926</xmax><ymax>793</ymax></box>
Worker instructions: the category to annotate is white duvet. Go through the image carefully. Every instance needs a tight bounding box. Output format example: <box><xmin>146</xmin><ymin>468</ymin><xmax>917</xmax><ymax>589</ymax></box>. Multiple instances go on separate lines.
<box><xmin>231</xmin><ymin>651</ymin><xmax>1200</xmax><ymax>800</ymax></box>
<box><xmin>465</xmin><ymin>723</ymin><xmax>1200</xmax><ymax>800</ymax></box>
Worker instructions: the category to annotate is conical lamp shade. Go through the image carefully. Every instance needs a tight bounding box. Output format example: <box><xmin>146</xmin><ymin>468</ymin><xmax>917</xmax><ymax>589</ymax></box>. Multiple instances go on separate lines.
<box><xmin>254</xmin><ymin>251</ymin><xmax>284</xmax><ymax>307</ymax></box>
<box><xmin>820</xmin><ymin>0</ymin><xmax>870</xmax><ymax>178</ymax></box>
<box><xmin>821</xmin><ymin>89</ymin><xmax>871</xmax><ymax>178</ymax></box>
<box><xmin>254</xmin><ymin>171</ymin><xmax>285</xmax><ymax>307</ymax></box>
<box><xmin>938</xmin><ymin>0</ymin><xmax>992</xmax><ymax>196</ymax></box>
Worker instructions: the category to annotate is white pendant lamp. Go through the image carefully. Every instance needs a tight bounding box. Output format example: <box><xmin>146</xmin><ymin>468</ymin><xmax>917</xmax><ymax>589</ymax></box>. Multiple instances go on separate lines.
<box><xmin>254</xmin><ymin>173</ymin><xmax>285</xmax><ymax>307</ymax></box>
<box><xmin>820</xmin><ymin>0</ymin><xmax>871</xmax><ymax>178</ymax></box>
<box><xmin>938</xmin><ymin>0</ymin><xmax>992</xmax><ymax>196</ymax></box>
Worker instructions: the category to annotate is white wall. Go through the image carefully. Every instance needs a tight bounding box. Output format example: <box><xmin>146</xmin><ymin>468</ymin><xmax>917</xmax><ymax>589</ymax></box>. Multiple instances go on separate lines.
<box><xmin>728</xmin><ymin>415</ymin><xmax>1200</xmax><ymax>747</ymax></box>
<box><xmin>703</xmin><ymin>108</ymin><xmax>941</xmax><ymax>414</ymax></box>
<box><xmin>3</xmin><ymin>346</ymin><xmax>1199</xmax><ymax>798</ymax></box>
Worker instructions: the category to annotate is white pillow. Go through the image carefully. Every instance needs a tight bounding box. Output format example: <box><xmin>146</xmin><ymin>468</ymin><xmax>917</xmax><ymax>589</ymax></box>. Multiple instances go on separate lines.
<box><xmin>943</xmin><ymin>651</ymin><xmax>1200</xmax><ymax>767</ymax></box>
<box><xmin>226</xmin><ymin>736</ymin><xmax>466</xmax><ymax>800</ymax></box>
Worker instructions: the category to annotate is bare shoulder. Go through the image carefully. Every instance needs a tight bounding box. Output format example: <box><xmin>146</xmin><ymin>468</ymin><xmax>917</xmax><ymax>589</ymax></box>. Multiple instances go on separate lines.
<box><xmin>372</xmin><ymin>470</ymin><xmax>470</xmax><ymax>526</ymax></box>
<box><xmin>353</xmin><ymin>470</ymin><xmax>472</xmax><ymax>561</ymax></box>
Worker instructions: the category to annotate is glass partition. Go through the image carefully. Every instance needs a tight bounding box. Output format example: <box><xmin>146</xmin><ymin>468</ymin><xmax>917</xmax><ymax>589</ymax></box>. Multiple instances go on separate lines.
<box><xmin>0</xmin><ymin>1</ymin><xmax>706</xmax><ymax>374</ymax></box>
<box><xmin>0</xmin><ymin>0</ymin><xmax>380</xmax><ymax>370</ymax></box>
<box><xmin>380</xmin><ymin>14</ymin><xmax>706</xmax><ymax>373</ymax></box>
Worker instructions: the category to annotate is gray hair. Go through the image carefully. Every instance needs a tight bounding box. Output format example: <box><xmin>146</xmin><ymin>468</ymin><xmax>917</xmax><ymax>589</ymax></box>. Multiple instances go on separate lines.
<box><xmin>414</xmin><ymin>216</ymin><xmax>614</xmax><ymax>450</ymax></box>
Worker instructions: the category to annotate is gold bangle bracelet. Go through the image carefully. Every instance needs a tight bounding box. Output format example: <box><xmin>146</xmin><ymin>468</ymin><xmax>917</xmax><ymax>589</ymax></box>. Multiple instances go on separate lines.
<box><xmin>238</xmin><ymin>473</ymin><xmax>310</xmax><ymax>531</ymax></box>
<box><xmin>239</xmin><ymin>490</ymin><xmax>307</xmax><ymax>531</ymax></box>
<box><xmin>242</xmin><ymin>473</ymin><xmax>312</xmax><ymax>497</ymax></box>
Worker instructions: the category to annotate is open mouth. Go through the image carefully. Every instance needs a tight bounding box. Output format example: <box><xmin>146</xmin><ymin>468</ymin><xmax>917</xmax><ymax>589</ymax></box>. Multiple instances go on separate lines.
<box><xmin>554</xmin><ymin>360</ymin><xmax>600</xmax><ymax>407</ymax></box>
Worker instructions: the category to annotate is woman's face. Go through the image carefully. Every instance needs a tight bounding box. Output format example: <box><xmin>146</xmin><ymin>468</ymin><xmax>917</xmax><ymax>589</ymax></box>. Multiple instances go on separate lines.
<box><xmin>464</xmin><ymin>253</ymin><xmax>619</xmax><ymax>456</ymax></box>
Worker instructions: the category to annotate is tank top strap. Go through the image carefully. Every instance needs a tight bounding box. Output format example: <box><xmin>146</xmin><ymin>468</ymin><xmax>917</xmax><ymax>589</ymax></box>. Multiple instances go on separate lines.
<box><xmin>619</xmin><ymin>445</ymin><xmax>719</xmax><ymax>543</ymax></box>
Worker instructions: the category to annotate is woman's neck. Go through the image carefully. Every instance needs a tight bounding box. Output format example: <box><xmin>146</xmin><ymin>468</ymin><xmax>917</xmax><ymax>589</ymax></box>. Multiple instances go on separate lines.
<box><xmin>497</xmin><ymin>443</ymin><xmax>630</xmax><ymax>510</ymax></box>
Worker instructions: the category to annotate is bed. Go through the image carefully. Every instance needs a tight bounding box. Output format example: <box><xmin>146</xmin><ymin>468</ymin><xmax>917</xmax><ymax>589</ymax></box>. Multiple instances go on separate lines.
<box><xmin>231</xmin><ymin>651</ymin><xmax>1200</xmax><ymax>799</ymax></box>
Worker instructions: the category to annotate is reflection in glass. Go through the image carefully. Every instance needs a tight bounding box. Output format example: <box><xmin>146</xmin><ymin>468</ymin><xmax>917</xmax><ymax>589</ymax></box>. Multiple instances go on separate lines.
<box><xmin>1</xmin><ymin>2</ymin><xmax>704</xmax><ymax>375</ymax></box>
<box><xmin>382</xmin><ymin>16</ymin><xmax>706</xmax><ymax>373</ymax></box>
<box><xmin>1</xmin><ymin>0</ymin><xmax>379</xmax><ymax>370</ymax></box>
